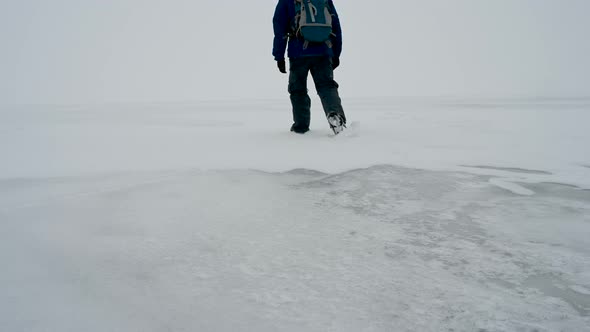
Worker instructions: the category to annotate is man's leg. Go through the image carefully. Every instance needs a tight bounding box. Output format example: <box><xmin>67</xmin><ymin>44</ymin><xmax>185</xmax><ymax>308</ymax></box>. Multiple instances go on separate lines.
<box><xmin>288</xmin><ymin>58</ymin><xmax>312</xmax><ymax>133</ymax></box>
<box><xmin>310</xmin><ymin>56</ymin><xmax>346</xmax><ymax>124</ymax></box>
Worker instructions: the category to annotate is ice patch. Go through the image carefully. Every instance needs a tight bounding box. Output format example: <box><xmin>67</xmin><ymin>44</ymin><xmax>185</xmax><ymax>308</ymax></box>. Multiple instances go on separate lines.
<box><xmin>489</xmin><ymin>177</ymin><xmax>535</xmax><ymax>196</ymax></box>
<box><xmin>462</xmin><ymin>165</ymin><xmax>552</xmax><ymax>175</ymax></box>
<box><xmin>524</xmin><ymin>275</ymin><xmax>590</xmax><ymax>316</ymax></box>
<box><xmin>570</xmin><ymin>285</ymin><xmax>590</xmax><ymax>296</ymax></box>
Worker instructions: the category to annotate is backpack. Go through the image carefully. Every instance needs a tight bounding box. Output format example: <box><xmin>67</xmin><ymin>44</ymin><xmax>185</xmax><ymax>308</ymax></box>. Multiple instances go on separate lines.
<box><xmin>293</xmin><ymin>0</ymin><xmax>334</xmax><ymax>48</ymax></box>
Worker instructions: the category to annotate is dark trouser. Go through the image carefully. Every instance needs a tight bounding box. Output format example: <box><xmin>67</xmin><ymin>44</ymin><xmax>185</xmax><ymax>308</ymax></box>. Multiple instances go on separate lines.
<box><xmin>288</xmin><ymin>56</ymin><xmax>346</xmax><ymax>131</ymax></box>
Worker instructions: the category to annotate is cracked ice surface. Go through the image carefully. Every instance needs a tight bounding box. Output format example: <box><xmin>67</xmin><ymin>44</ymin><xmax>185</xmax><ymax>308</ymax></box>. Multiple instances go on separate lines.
<box><xmin>1</xmin><ymin>166</ymin><xmax>589</xmax><ymax>331</ymax></box>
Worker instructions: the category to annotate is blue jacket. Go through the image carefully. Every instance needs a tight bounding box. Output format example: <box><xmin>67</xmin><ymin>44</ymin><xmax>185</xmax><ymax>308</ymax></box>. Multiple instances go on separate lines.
<box><xmin>272</xmin><ymin>0</ymin><xmax>343</xmax><ymax>60</ymax></box>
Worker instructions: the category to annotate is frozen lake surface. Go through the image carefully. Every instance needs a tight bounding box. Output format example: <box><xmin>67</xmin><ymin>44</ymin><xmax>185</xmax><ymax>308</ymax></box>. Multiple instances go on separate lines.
<box><xmin>1</xmin><ymin>98</ymin><xmax>589</xmax><ymax>331</ymax></box>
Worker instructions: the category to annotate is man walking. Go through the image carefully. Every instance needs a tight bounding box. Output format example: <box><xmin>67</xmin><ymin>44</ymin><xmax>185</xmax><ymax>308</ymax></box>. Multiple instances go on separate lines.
<box><xmin>273</xmin><ymin>0</ymin><xmax>347</xmax><ymax>134</ymax></box>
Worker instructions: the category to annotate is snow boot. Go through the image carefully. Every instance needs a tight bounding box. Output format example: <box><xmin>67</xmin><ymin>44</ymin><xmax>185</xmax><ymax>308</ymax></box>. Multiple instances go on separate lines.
<box><xmin>290</xmin><ymin>124</ymin><xmax>309</xmax><ymax>134</ymax></box>
<box><xmin>327</xmin><ymin>112</ymin><xmax>346</xmax><ymax>135</ymax></box>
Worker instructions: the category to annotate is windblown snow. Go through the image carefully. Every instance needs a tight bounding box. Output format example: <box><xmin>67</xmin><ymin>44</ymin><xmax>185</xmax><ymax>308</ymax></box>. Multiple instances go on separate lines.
<box><xmin>1</xmin><ymin>98</ymin><xmax>589</xmax><ymax>331</ymax></box>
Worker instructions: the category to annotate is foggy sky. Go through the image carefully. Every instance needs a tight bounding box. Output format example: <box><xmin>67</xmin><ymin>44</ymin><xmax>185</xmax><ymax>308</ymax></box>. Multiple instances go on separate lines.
<box><xmin>1</xmin><ymin>0</ymin><xmax>589</xmax><ymax>104</ymax></box>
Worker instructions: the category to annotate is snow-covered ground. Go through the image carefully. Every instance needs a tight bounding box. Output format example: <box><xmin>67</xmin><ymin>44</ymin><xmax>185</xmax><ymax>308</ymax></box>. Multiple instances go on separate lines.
<box><xmin>1</xmin><ymin>97</ymin><xmax>589</xmax><ymax>331</ymax></box>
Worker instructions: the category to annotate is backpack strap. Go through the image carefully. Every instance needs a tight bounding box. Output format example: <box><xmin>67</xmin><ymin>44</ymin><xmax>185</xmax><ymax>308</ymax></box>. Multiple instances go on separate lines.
<box><xmin>292</xmin><ymin>0</ymin><xmax>303</xmax><ymax>39</ymax></box>
<box><xmin>306</xmin><ymin>0</ymin><xmax>318</xmax><ymax>23</ymax></box>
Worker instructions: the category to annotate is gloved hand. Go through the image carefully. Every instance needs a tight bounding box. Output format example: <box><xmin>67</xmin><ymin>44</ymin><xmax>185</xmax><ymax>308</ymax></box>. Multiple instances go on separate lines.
<box><xmin>277</xmin><ymin>59</ymin><xmax>287</xmax><ymax>74</ymax></box>
<box><xmin>332</xmin><ymin>57</ymin><xmax>340</xmax><ymax>70</ymax></box>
